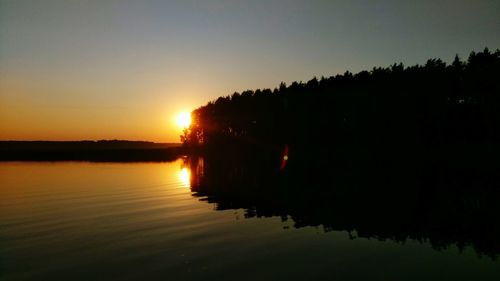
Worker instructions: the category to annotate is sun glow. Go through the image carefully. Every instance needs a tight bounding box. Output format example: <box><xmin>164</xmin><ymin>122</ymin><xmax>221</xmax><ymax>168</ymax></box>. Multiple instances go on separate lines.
<box><xmin>176</xmin><ymin>112</ymin><xmax>191</xmax><ymax>128</ymax></box>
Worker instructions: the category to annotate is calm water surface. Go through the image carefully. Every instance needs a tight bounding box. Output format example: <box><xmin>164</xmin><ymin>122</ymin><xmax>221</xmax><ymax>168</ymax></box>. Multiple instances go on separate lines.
<box><xmin>0</xmin><ymin>160</ymin><xmax>499</xmax><ymax>280</ymax></box>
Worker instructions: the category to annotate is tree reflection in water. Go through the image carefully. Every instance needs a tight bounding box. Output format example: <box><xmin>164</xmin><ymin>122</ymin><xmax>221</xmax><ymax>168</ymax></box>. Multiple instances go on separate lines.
<box><xmin>181</xmin><ymin>151</ymin><xmax>500</xmax><ymax>260</ymax></box>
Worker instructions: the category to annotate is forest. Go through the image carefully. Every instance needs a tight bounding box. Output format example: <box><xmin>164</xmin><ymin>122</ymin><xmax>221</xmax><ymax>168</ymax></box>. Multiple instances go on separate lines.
<box><xmin>176</xmin><ymin>49</ymin><xmax>500</xmax><ymax>260</ymax></box>
<box><xmin>182</xmin><ymin>48</ymin><xmax>500</xmax><ymax>165</ymax></box>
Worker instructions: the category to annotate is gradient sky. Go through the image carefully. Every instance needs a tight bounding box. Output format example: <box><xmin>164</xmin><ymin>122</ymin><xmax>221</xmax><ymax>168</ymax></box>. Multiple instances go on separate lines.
<box><xmin>1</xmin><ymin>0</ymin><xmax>499</xmax><ymax>142</ymax></box>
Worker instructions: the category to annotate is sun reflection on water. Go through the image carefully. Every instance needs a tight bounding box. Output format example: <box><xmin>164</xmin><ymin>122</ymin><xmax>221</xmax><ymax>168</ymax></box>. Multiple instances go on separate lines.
<box><xmin>179</xmin><ymin>167</ymin><xmax>191</xmax><ymax>187</ymax></box>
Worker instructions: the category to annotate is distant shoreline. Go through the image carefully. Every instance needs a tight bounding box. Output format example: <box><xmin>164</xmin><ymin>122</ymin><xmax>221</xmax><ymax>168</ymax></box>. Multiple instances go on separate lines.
<box><xmin>0</xmin><ymin>140</ymin><xmax>185</xmax><ymax>162</ymax></box>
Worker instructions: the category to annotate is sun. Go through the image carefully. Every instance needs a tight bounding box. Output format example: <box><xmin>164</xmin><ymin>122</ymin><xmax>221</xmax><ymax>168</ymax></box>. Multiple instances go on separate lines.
<box><xmin>176</xmin><ymin>112</ymin><xmax>191</xmax><ymax>128</ymax></box>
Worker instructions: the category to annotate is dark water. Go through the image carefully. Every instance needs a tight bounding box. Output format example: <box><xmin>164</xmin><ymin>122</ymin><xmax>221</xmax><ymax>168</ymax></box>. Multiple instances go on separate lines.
<box><xmin>1</xmin><ymin>159</ymin><xmax>499</xmax><ymax>281</ymax></box>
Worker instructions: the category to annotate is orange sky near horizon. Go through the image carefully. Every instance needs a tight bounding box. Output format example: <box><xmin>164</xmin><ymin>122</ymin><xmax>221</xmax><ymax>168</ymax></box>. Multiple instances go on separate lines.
<box><xmin>0</xmin><ymin>75</ymin><xmax>201</xmax><ymax>143</ymax></box>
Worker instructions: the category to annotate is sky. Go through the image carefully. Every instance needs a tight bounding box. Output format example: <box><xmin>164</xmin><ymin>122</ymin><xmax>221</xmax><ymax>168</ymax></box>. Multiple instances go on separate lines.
<box><xmin>1</xmin><ymin>0</ymin><xmax>499</xmax><ymax>142</ymax></box>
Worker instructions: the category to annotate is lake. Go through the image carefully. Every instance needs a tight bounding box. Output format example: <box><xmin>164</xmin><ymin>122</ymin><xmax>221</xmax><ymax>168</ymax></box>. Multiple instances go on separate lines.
<box><xmin>1</xmin><ymin>159</ymin><xmax>499</xmax><ymax>280</ymax></box>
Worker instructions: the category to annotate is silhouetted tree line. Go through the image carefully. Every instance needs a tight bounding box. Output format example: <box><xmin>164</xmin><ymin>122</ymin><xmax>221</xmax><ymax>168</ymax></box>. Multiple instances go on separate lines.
<box><xmin>0</xmin><ymin>141</ymin><xmax>183</xmax><ymax>161</ymax></box>
<box><xmin>180</xmin><ymin>49</ymin><xmax>500</xmax><ymax>259</ymax></box>
<box><xmin>183</xmin><ymin>48</ymin><xmax>500</xmax><ymax>158</ymax></box>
